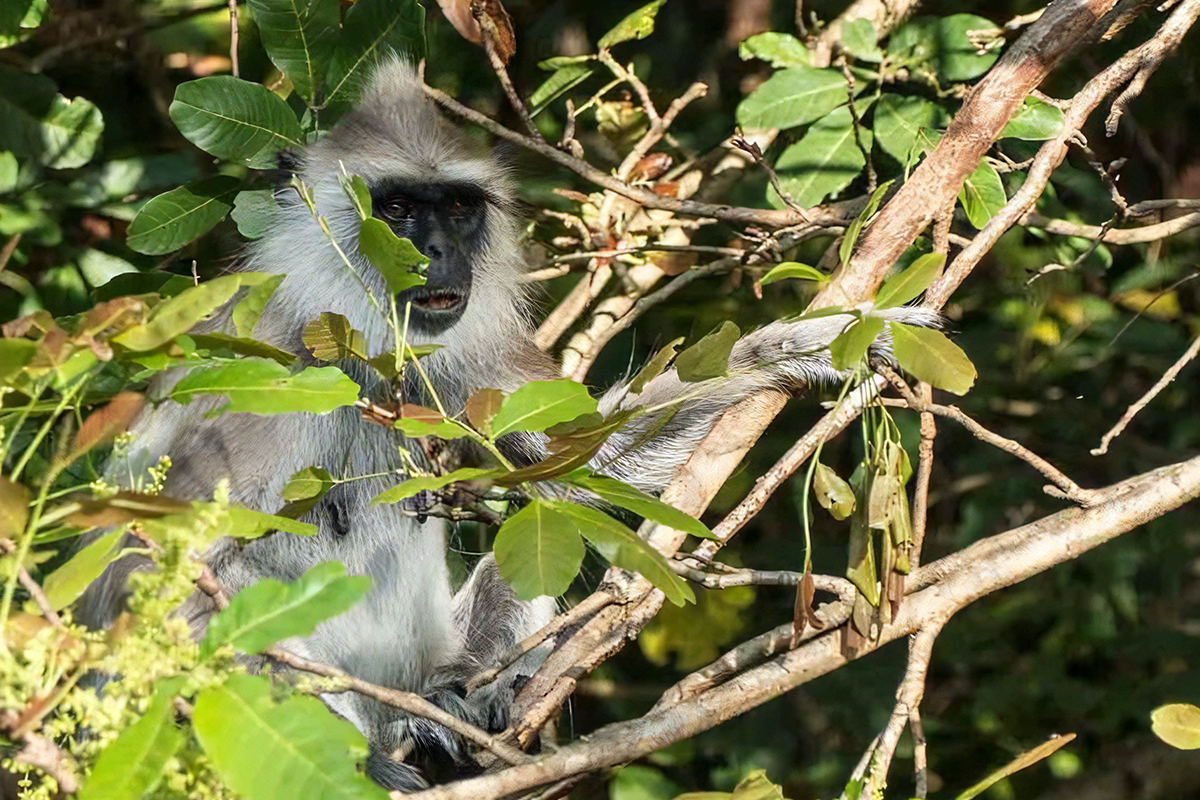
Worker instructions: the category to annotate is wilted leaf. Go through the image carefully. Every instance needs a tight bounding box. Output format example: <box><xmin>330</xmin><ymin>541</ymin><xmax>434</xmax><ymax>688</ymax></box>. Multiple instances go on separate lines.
<box><xmin>1151</xmin><ymin>704</ymin><xmax>1200</xmax><ymax>750</ymax></box>
<box><xmin>572</xmin><ymin>474</ymin><xmax>714</xmax><ymax>539</ymax></box>
<box><xmin>302</xmin><ymin>312</ymin><xmax>369</xmax><ymax>363</ymax></box>
<box><xmin>70</xmin><ymin>391</ymin><xmax>144</xmax><ymax>461</ymax></box>
<box><xmin>465</xmin><ymin>388</ymin><xmax>505</xmax><ymax>435</ymax></box>
<box><xmin>232</xmin><ymin>273</ymin><xmax>284</xmax><ymax>339</ymax></box>
<box><xmin>889</xmin><ymin>322</ymin><xmax>976</xmax><ymax>395</ymax></box>
<box><xmin>738</xmin><ymin>32</ymin><xmax>810</xmax><ymax>68</ymax></box>
<box><xmin>248</xmin><ymin>0</ymin><xmax>339</xmax><ymax>103</ymax></box>
<box><xmin>0</xmin><ymin>475</ymin><xmax>31</xmax><ymax>539</ymax></box>
<box><xmin>830</xmin><ymin>314</ymin><xmax>883</xmax><ymax>370</ymax></box>
<box><xmin>598</xmin><ymin>0</ymin><xmax>667</xmax><ymax>49</ymax></box>
<box><xmin>676</xmin><ymin>321</ymin><xmax>740</xmax><ymax>382</ymax></box>
<box><xmin>736</xmin><ymin>66</ymin><xmax>850</xmax><ymax>131</ymax></box>
<box><xmin>874</xmin><ymin>252</ymin><xmax>945</xmax><ymax>309</ymax></box>
<box><xmin>760</xmin><ymin>262</ymin><xmax>827</xmax><ymax>285</ymax></box>
<box><xmin>358</xmin><ymin>217</ymin><xmax>428</xmax><ymax>293</ymax></box>
<box><xmin>169</xmin><ymin>359</ymin><xmax>361</xmax><ymax>416</ymax></box>
<box><xmin>79</xmin><ymin>680</ymin><xmax>185</xmax><ymax>800</ymax></box>
<box><xmin>67</xmin><ymin>493</ymin><xmax>192</xmax><ymax>529</ymax></box>
<box><xmin>955</xmin><ymin>734</ymin><xmax>1076</xmax><ymax>800</ymax></box>
<box><xmin>125</xmin><ymin>176</ymin><xmax>241</xmax><ymax>255</ymax></box>
<box><xmin>170</xmin><ymin>77</ymin><xmax>304</xmax><ymax>167</ymax></box>
<box><xmin>771</xmin><ymin>105</ymin><xmax>872</xmax><ymax>208</ymax></box>
<box><xmin>370</xmin><ymin>467</ymin><xmax>493</xmax><ymax>506</ymax></box>
<box><xmin>493</xmin><ymin>500</ymin><xmax>586</xmax><ymax>599</ymax></box>
<box><xmin>193</xmin><ymin>674</ymin><xmax>388</xmax><ymax>800</ymax></box>
<box><xmin>202</xmin><ymin>561</ymin><xmax>371</xmax><ymax>657</ymax></box>
<box><xmin>489</xmin><ymin>380</ymin><xmax>599</xmax><ymax>438</ymax></box>
<box><xmin>629</xmin><ymin>337</ymin><xmax>684</xmax><ymax>394</ymax></box>
<box><xmin>958</xmin><ymin>159</ymin><xmax>1006</xmax><ymax>229</ymax></box>
<box><xmin>394</xmin><ymin>404</ymin><xmax>474</xmax><ymax>440</ymax></box>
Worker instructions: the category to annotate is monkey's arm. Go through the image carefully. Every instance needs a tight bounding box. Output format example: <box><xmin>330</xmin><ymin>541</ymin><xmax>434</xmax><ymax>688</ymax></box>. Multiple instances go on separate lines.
<box><xmin>586</xmin><ymin>307</ymin><xmax>940</xmax><ymax>494</ymax></box>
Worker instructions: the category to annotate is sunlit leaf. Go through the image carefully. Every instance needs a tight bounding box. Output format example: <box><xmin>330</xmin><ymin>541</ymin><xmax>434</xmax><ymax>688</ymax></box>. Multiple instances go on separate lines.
<box><xmin>529</xmin><ymin>64</ymin><xmax>594</xmax><ymax>117</ymax></box>
<box><xmin>489</xmin><ymin>380</ymin><xmax>599</xmax><ymax>438</ymax></box>
<box><xmin>232</xmin><ymin>273</ymin><xmax>285</xmax><ymax>339</ymax></box>
<box><xmin>1001</xmin><ymin>96</ymin><xmax>1064</xmax><ymax>141</ymax></box>
<box><xmin>249</xmin><ymin>0</ymin><xmax>339</xmax><ymax>103</ymax></box>
<box><xmin>958</xmin><ymin>159</ymin><xmax>1006</xmax><ymax>229</ymax></box>
<box><xmin>169</xmin><ymin>358</ymin><xmax>360</xmax><ymax>416</ymax></box>
<box><xmin>889</xmin><ymin>15</ymin><xmax>999</xmax><ymax>82</ymax></box>
<box><xmin>0</xmin><ymin>338</ymin><xmax>37</xmax><ymax>381</ymax></box>
<box><xmin>42</xmin><ymin>528</ymin><xmax>124</xmax><ymax>611</ymax></box>
<box><xmin>0</xmin><ymin>475</ymin><xmax>31</xmax><ymax>540</ymax></box>
<box><xmin>125</xmin><ymin>176</ymin><xmax>241</xmax><ymax>255</ymax></box>
<box><xmin>112</xmin><ymin>274</ymin><xmax>245</xmax><ymax>351</ymax></box>
<box><xmin>736</xmin><ymin>66</ymin><xmax>850</xmax><ymax>131</ymax></box>
<box><xmin>464</xmin><ymin>388</ymin><xmax>505</xmax><ymax>435</ymax></box>
<box><xmin>738</xmin><ymin>32</ymin><xmax>810</xmax><ymax>68</ymax></box>
<box><xmin>370</xmin><ymin>467</ymin><xmax>494</xmax><ymax>506</ymax></box>
<box><xmin>873</xmin><ymin>94</ymin><xmax>945</xmax><ymax>165</ymax></box>
<box><xmin>874</xmin><ymin>252</ymin><xmax>944</xmax><ymax>309</ymax></box>
<box><xmin>493</xmin><ymin>500</ymin><xmax>586</xmax><ymax>599</ymax></box>
<box><xmin>598</xmin><ymin>0</ymin><xmax>667</xmax><ymax>49</ymax></box>
<box><xmin>813</xmin><ymin>462</ymin><xmax>855</xmax><ymax>520</ymax></box>
<box><xmin>830</xmin><ymin>314</ymin><xmax>883</xmax><ymax>371</ymax></box>
<box><xmin>170</xmin><ymin>77</ymin><xmax>304</xmax><ymax>167</ymax></box>
<box><xmin>572</xmin><ymin>474</ymin><xmax>715</xmax><ymax>539</ymax></box>
<box><xmin>193</xmin><ymin>674</ymin><xmax>388</xmax><ymax>800</ymax></box>
<box><xmin>227</xmin><ymin>506</ymin><xmax>318</xmax><ymax>538</ymax></box>
<box><xmin>760</xmin><ymin>262</ymin><xmax>827</xmax><ymax>285</ymax></box>
<box><xmin>79</xmin><ymin>680</ymin><xmax>184</xmax><ymax>800</ymax></box>
<box><xmin>839</xmin><ymin>179</ymin><xmax>892</xmax><ymax>266</ymax></box>
<box><xmin>1151</xmin><ymin>703</ymin><xmax>1200</xmax><ymax>750</ymax></box>
<box><xmin>889</xmin><ymin>322</ymin><xmax>976</xmax><ymax>395</ymax></box>
<box><xmin>393</xmin><ymin>404</ymin><xmax>474</xmax><ymax>440</ymax></box>
<box><xmin>676</xmin><ymin>321</ymin><xmax>740</xmax><ymax>382</ymax></box>
<box><xmin>358</xmin><ymin>217</ymin><xmax>428</xmax><ymax>293</ymax></box>
<box><xmin>771</xmin><ymin>105</ymin><xmax>872</xmax><ymax>208</ymax></box>
<box><xmin>202</xmin><ymin>561</ymin><xmax>371</xmax><ymax>657</ymax></box>
<box><xmin>841</xmin><ymin>18</ymin><xmax>882</xmax><ymax>62</ymax></box>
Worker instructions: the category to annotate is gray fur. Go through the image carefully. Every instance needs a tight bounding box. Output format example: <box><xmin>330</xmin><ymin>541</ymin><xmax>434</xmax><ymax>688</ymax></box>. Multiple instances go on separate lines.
<box><xmin>80</xmin><ymin>58</ymin><xmax>937</xmax><ymax>790</ymax></box>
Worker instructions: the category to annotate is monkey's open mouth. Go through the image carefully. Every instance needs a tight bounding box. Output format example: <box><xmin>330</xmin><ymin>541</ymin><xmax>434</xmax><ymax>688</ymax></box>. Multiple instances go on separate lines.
<box><xmin>408</xmin><ymin>287</ymin><xmax>466</xmax><ymax>313</ymax></box>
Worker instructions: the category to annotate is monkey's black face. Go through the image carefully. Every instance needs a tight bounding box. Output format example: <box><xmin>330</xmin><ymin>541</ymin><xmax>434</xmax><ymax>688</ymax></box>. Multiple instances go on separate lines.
<box><xmin>370</xmin><ymin>180</ymin><xmax>491</xmax><ymax>333</ymax></box>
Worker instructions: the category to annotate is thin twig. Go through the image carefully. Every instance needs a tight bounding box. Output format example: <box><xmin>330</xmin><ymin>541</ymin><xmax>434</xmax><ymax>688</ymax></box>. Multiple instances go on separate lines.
<box><xmin>227</xmin><ymin>0</ymin><xmax>239</xmax><ymax>77</ymax></box>
<box><xmin>0</xmin><ymin>233</ymin><xmax>21</xmax><ymax>273</ymax></box>
<box><xmin>1092</xmin><ymin>331</ymin><xmax>1200</xmax><ymax>455</ymax></box>
<box><xmin>0</xmin><ymin>538</ymin><xmax>65</xmax><ymax>628</ymax></box>
<box><xmin>473</xmin><ymin>3</ymin><xmax>541</xmax><ymax>139</ymax></box>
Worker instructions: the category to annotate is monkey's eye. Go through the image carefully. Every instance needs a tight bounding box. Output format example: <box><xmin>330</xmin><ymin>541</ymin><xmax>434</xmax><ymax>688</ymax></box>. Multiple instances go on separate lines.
<box><xmin>381</xmin><ymin>197</ymin><xmax>415</xmax><ymax>221</ymax></box>
<box><xmin>448</xmin><ymin>200</ymin><xmax>468</xmax><ymax>220</ymax></box>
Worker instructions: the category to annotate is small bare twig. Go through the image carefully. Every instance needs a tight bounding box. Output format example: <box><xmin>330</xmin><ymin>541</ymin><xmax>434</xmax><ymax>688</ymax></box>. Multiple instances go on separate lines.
<box><xmin>0</xmin><ymin>538</ymin><xmax>65</xmax><ymax>628</ymax></box>
<box><xmin>0</xmin><ymin>233</ymin><xmax>21</xmax><ymax>273</ymax></box>
<box><xmin>911</xmin><ymin>382</ymin><xmax>936</xmax><ymax>569</ymax></box>
<box><xmin>473</xmin><ymin>2</ymin><xmax>540</xmax><ymax>139</ymax></box>
<box><xmin>227</xmin><ymin>0</ymin><xmax>239</xmax><ymax>77</ymax></box>
<box><xmin>1092</xmin><ymin>331</ymin><xmax>1200</xmax><ymax>455</ymax></box>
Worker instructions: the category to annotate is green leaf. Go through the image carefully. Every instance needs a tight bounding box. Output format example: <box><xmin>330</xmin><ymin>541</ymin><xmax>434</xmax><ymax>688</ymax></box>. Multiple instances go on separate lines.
<box><xmin>1000</xmin><ymin>96</ymin><xmax>1064</xmax><ymax>141</ymax></box>
<box><xmin>232</xmin><ymin>189</ymin><xmax>278</xmax><ymax>239</ymax></box>
<box><xmin>357</xmin><ymin>217</ymin><xmax>428</xmax><ymax>293</ymax></box>
<box><xmin>538</xmin><ymin>55</ymin><xmax>594</xmax><ymax>70</ymax></box>
<box><xmin>0</xmin><ymin>338</ymin><xmax>37</xmax><ymax>381</ymax></box>
<box><xmin>760</xmin><ymin>262</ymin><xmax>827</xmax><ymax>285</ymax></box>
<box><xmin>830</xmin><ymin>314</ymin><xmax>883</xmax><ymax>370</ymax></box>
<box><xmin>736</xmin><ymin>66</ymin><xmax>850</xmax><ymax>131</ymax></box>
<box><xmin>302</xmin><ymin>311</ymin><xmax>369</xmax><ymax>362</ymax></box>
<box><xmin>170</xmin><ymin>77</ymin><xmax>304</xmax><ymax>167</ymax></box>
<box><xmin>79</xmin><ymin>681</ymin><xmax>184</xmax><ymax>800</ymax></box>
<box><xmin>771</xmin><ymin>105</ymin><xmax>872</xmax><ymax>209</ymax></box>
<box><xmin>529</xmin><ymin>64</ymin><xmax>594</xmax><ymax>117</ymax></box>
<box><xmin>0</xmin><ymin>475</ymin><xmax>30</xmax><ymax>542</ymax></box>
<box><xmin>813</xmin><ymin>462</ymin><xmax>855</xmax><ymax>520</ymax></box>
<box><xmin>572</xmin><ymin>474</ymin><xmax>715</xmax><ymax>539</ymax></box>
<box><xmin>738</xmin><ymin>32</ymin><xmax>810</xmax><ymax>68</ymax></box>
<box><xmin>839</xmin><ymin>179</ymin><xmax>893</xmax><ymax>266</ymax></box>
<box><xmin>282</xmin><ymin>466</ymin><xmax>335</xmax><ymax>502</ymax></box>
<box><xmin>125</xmin><ymin>175</ymin><xmax>241</xmax><ymax>255</ymax></box>
<box><xmin>189</xmin><ymin>333</ymin><xmax>297</xmax><ymax>366</ymax></box>
<box><xmin>36</xmin><ymin>94</ymin><xmax>105</xmax><ymax>169</ymax></box>
<box><xmin>343</xmin><ymin>174</ymin><xmax>372</xmax><ymax>221</ymax></box>
<box><xmin>201</xmin><ymin>562</ymin><xmax>371</xmax><ymax>657</ymax></box>
<box><xmin>676</xmin><ymin>321</ymin><xmax>740</xmax><ymax>382</ymax></box>
<box><xmin>193</xmin><ymin>674</ymin><xmax>388</xmax><ymax>800</ymax></box>
<box><xmin>958</xmin><ymin>159</ymin><xmax>1006</xmax><ymax>229</ymax></box>
<box><xmin>494</xmin><ymin>500</ymin><xmax>586</xmax><ymax>599</ymax></box>
<box><xmin>233</xmin><ymin>273</ymin><xmax>285</xmax><ymax>339</ymax></box>
<box><xmin>598</xmin><ymin>0</ymin><xmax>667</xmax><ymax>49</ymax></box>
<box><xmin>0</xmin><ymin>150</ymin><xmax>17</xmax><ymax>193</ymax></box>
<box><xmin>629</xmin><ymin>337</ymin><xmax>684</xmax><ymax>393</ymax></box>
<box><xmin>489</xmin><ymin>380</ymin><xmax>599</xmax><ymax>438</ymax></box>
<box><xmin>42</xmin><ymin>528</ymin><xmax>124</xmax><ymax>611</ymax></box>
<box><xmin>875</xmin><ymin>252</ymin><xmax>944</xmax><ymax>309</ymax></box>
<box><xmin>873</xmin><ymin>94</ymin><xmax>945</xmax><ymax>165</ymax></box>
<box><xmin>841</xmin><ymin>18</ymin><xmax>883</xmax><ymax>62</ymax></box>
<box><xmin>248</xmin><ymin>0</ymin><xmax>339</xmax><ymax>103</ymax></box>
<box><xmin>113</xmin><ymin>273</ymin><xmax>246</xmax><ymax>351</ymax></box>
<box><xmin>890</xmin><ymin>15</ymin><xmax>1000</xmax><ymax>82</ymax></box>
<box><xmin>323</xmin><ymin>0</ymin><xmax>426</xmax><ymax>117</ymax></box>
<box><xmin>0</xmin><ymin>0</ymin><xmax>47</xmax><ymax>48</ymax></box>
<box><xmin>371</xmin><ymin>467</ymin><xmax>494</xmax><ymax>506</ymax></box>
<box><xmin>169</xmin><ymin>358</ymin><xmax>360</xmax><ymax>416</ymax></box>
<box><xmin>1151</xmin><ymin>703</ymin><xmax>1200</xmax><ymax>750</ymax></box>
<box><xmin>227</xmin><ymin>506</ymin><xmax>318</xmax><ymax>538</ymax></box>
<box><xmin>393</xmin><ymin>404</ymin><xmax>474</xmax><ymax>440</ymax></box>
<box><xmin>0</xmin><ymin>68</ymin><xmax>105</xmax><ymax>169</ymax></box>
<box><xmin>889</xmin><ymin>322</ymin><xmax>976</xmax><ymax>395</ymax></box>
<box><xmin>557</xmin><ymin>501</ymin><xmax>694</xmax><ymax>606</ymax></box>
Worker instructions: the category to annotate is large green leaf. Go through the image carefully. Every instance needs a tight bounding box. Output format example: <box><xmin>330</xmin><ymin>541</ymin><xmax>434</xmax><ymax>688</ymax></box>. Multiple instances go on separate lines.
<box><xmin>78</xmin><ymin>681</ymin><xmax>184</xmax><ymax>800</ymax></box>
<box><xmin>0</xmin><ymin>338</ymin><xmax>37</xmax><ymax>381</ymax></box>
<box><xmin>489</xmin><ymin>380</ymin><xmax>599</xmax><ymax>438</ymax></box>
<box><xmin>889</xmin><ymin>322</ymin><xmax>976</xmax><ymax>395</ymax></box>
<box><xmin>231</xmin><ymin>188</ymin><xmax>278</xmax><ymax>239</ymax></box>
<box><xmin>169</xmin><ymin>358</ymin><xmax>360</xmax><ymax>416</ymax></box>
<box><xmin>42</xmin><ymin>528</ymin><xmax>124</xmax><ymax>611</ymax></box>
<box><xmin>556</xmin><ymin>501</ymin><xmax>694</xmax><ymax>606</ymax></box>
<box><xmin>249</xmin><ymin>0</ymin><xmax>339</xmax><ymax>103</ymax></box>
<box><xmin>193</xmin><ymin>674</ymin><xmax>388</xmax><ymax>800</ymax></box>
<box><xmin>0</xmin><ymin>0</ymin><xmax>47</xmax><ymax>48</ymax></box>
<box><xmin>357</xmin><ymin>218</ymin><xmax>428</xmax><ymax>293</ymax></box>
<box><xmin>739</xmin><ymin>32</ymin><xmax>810</xmax><ymax>68</ymax></box>
<box><xmin>529</xmin><ymin>64</ymin><xmax>594</xmax><ymax>117</ymax></box>
<box><xmin>771</xmin><ymin>105</ymin><xmax>871</xmax><ymax>208</ymax></box>
<box><xmin>958</xmin><ymin>159</ymin><xmax>1006</xmax><ymax>229</ymax></box>
<box><xmin>873</xmin><ymin>93</ymin><xmax>945</xmax><ymax>165</ymax></box>
<box><xmin>572</xmin><ymin>474</ymin><xmax>714</xmax><ymax>539</ymax></box>
<box><xmin>113</xmin><ymin>273</ymin><xmax>247</xmax><ymax>351</ymax></box>
<box><xmin>323</xmin><ymin>0</ymin><xmax>426</xmax><ymax>117</ymax></box>
<box><xmin>1000</xmin><ymin>96</ymin><xmax>1064</xmax><ymax>141</ymax></box>
<box><xmin>889</xmin><ymin>14</ymin><xmax>1000</xmax><ymax>82</ymax></box>
<box><xmin>830</xmin><ymin>315</ymin><xmax>883</xmax><ymax>371</ymax></box>
<box><xmin>0</xmin><ymin>67</ymin><xmax>104</xmax><ymax>169</ymax></box>
<box><xmin>494</xmin><ymin>500</ymin><xmax>586</xmax><ymax>600</ymax></box>
<box><xmin>874</xmin><ymin>252</ymin><xmax>945</xmax><ymax>309</ymax></box>
<box><xmin>598</xmin><ymin>0</ymin><xmax>667</xmax><ymax>49</ymax></box>
<box><xmin>370</xmin><ymin>467</ymin><xmax>493</xmax><ymax>506</ymax></box>
<box><xmin>201</xmin><ymin>561</ymin><xmax>371</xmax><ymax>657</ymax></box>
<box><xmin>736</xmin><ymin>66</ymin><xmax>850</xmax><ymax>131</ymax></box>
<box><xmin>170</xmin><ymin>77</ymin><xmax>304</xmax><ymax>167</ymax></box>
<box><xmin>125</xmin><ymin>176</ymin><xmax>240</xmax><ymax>255</ymax></box>
<box><xmin>676</xmin><ymin>321</ymin><xmax>740</xmax><ymax>382</ymax></box>
<box><xmin>232</xmin><ymin>273</ymin><xmax>285</xmax><ymax>339</ymax></box>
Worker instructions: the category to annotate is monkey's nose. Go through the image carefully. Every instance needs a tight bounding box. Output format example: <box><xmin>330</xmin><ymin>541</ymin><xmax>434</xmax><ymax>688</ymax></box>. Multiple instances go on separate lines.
<box><xmin>424</xmin><ymin>242</ymin><xmax>444</xmax><ymax>259</ymax></box>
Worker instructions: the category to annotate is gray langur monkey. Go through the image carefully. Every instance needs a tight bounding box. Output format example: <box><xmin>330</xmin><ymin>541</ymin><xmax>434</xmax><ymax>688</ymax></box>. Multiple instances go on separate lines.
<box><xmin>80</xmin><ymin>59</ymin><xmax>937</xmax><ymax>790</ymax></box>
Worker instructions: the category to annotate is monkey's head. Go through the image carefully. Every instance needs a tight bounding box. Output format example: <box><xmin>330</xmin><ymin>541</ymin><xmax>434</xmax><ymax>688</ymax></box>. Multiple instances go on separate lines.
<box><xmin>264</xmin><ymin>59</ymin><xmax>532</xmax><ymax>360</ymax></box>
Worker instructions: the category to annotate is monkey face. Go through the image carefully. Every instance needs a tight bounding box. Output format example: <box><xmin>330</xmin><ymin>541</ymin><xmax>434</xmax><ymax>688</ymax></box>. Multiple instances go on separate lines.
<box><xmin>367</xmin><ymin>179</ymin><xmax>493</xmax><ymax>334</ymax></box>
